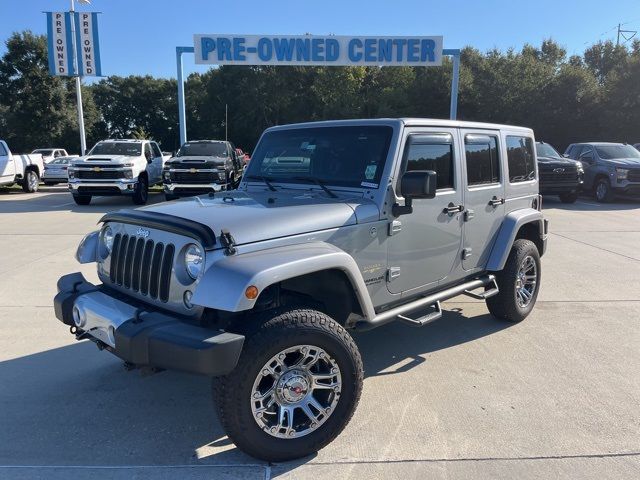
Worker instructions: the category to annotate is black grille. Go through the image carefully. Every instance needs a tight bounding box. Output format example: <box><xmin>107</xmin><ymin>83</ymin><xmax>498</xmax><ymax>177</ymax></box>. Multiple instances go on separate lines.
<box><xmin>628</xmin><ymin>169</ymin><xmax>640</xmax><ymax>182</ymax></box>
<box><xmin>76</xmin><ymin>170</ymin><xmax>126</xmax><ymax>180</ymax></box>
<box><xmin>170</xmin><ymin>171</ymin><xmax>220</xmax><ymax>183</ymax></box>
<box><xmin>539</xmin><ymin>166</ymin><xmax>578</xmax><ymax>182</ymax></box>
<box><xmin>109</xmin><ymin>233</ymin><xmax>175</xmax><ymax>303</ymax></box>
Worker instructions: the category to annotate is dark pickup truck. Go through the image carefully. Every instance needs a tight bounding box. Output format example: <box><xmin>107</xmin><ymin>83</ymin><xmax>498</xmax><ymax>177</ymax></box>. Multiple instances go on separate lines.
<box><xmin>535</xmin><ymin>142</ymin><xmax>583</xmax><ymax>203</ymax></box>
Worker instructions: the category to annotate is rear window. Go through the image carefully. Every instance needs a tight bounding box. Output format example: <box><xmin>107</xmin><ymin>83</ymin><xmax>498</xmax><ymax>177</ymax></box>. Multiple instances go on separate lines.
<box><xmin>507</xmin><ymin>136</ymin><xmax>536</xmax><ymax>183</ymax></box>
<box><xmin>595</xmin><ymin>144</ymin><xmax>640</xmax><ymax>159</ymax></box>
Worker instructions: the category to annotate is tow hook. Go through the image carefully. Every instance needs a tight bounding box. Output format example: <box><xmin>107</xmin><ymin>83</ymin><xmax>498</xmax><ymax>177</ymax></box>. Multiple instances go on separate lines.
<box><xmin>220</xmin><ymin>229</ymin><xmax>237</xmax><ymax>256</ymax></box>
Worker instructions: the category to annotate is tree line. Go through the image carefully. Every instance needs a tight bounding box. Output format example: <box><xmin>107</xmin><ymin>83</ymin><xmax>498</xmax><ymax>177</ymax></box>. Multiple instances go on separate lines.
<box><xmin>1</xmin><ymin>31</ymin><xmax>639</xmax><ymax>155</ymax></box>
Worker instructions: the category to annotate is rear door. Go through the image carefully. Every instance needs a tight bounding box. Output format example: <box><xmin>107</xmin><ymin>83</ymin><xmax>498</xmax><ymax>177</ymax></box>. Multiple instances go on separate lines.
<box><xmin>387</xmin><ymin>128</ymin><xmax>464</xmax><ymax>294</ymax></box>
<box><xmin>460</xmin><ymin>129</ymin><xmax>505</xmax><ymax>271</ymax></box>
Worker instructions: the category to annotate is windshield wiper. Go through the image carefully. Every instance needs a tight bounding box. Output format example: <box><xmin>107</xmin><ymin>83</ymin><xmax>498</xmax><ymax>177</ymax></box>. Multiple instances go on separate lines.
<box><xmin>245</xmin><ymin>174</ymin><xmax>277</xmax><ymax>192</ymax></box>
<box><xmin>293</xmin><ymin>177</ymin><xmax>338</xmax><ymax>198</ymax></box>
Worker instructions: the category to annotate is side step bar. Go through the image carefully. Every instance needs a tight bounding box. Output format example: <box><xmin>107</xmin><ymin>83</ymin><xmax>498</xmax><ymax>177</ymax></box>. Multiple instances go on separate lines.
<box><xmin>463</xmin><ymin>278</ymin><xmax>499</xmax><ymax>300</ymax></box>
<box><xmin>355</xmin><ymin>274</ymin><xmax>497</xmax><ymax>331</ymax></box>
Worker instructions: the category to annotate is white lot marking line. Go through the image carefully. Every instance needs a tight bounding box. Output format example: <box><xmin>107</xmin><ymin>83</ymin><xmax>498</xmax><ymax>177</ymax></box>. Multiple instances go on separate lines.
<box><xmin>265</xmin><ymin>464</ymin><xmax>271</xmax><ymax>480</ymax></box>
<box><xmin>576</xmin><ymin>200</ymin><xmax>604</xmax><ymax>207</ymax></box>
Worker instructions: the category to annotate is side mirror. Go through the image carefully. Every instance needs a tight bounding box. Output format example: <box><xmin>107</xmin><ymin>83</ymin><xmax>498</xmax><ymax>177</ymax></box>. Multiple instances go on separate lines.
<box><xmin>562</xmin><ymin>154</ymin><xmax>570</xmax><ymax>158</ymax></box>
<box><xmin>393</xmin><ymin>170</ymin><xmax>437</xmax><ymax>216</ymax></box>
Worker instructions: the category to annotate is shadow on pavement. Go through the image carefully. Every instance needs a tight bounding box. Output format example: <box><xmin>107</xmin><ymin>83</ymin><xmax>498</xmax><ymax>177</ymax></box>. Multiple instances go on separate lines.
<box><xmin>542</xmin><ymin>194</ymin><xmax>640</xmax><ymax>211</ymax></box>
<box><xmin>0</xmin><ymin>188</ymin><xmax>165</xmax><ymax>214</ymax></box>
<box><xmin>0</xmin><ymin>305</ymin><xmax>509</xmax><ymax>470</ymax></box>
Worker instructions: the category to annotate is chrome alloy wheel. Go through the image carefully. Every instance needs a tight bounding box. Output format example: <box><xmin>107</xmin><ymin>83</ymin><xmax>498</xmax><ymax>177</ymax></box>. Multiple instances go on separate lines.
<box><xmin>515</xmin><ymin>255</ymin><xmax>537</xmax><ymax>308</ymax></box>
<box><xmin>28</xmin><ymin>171</ymin><xmax>38</xmax><ymax>191</ymax></box>
<box><xmin>251</xmin><ymin>345</ymin><xmax>342</xmax><ymax>439</ymax></box>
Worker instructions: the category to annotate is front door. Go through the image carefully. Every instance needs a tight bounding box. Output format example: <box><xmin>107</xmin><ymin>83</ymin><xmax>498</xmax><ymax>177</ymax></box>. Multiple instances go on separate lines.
<box><xmin>0</xmin><ymin>143</ymin><xmax>14</xmax><ymax>184</ymax></box>
<box><xmin>460</xmin><ymin>129</ymin><xmax>505</xmax><ymax>271</ymax></box>
<box><xmin>387</xmin><ymin>129</ymin><xmax>464</xmax><ymax>294</ymax></box>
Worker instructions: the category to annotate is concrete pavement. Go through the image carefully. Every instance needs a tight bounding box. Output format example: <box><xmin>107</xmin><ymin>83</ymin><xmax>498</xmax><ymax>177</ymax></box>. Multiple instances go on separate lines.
<box><xmin>0</xmin><ymin>186</ymin><xmax>638</xmax><ymax>479</ymax></box>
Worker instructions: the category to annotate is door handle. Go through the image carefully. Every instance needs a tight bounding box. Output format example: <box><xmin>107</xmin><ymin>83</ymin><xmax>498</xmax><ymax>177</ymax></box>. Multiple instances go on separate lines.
<box><xmin>443</xmin><ymin>202</ymin><xmax>464</xmax><ymax>215</ymax></box>
<box><xmin>488</xmin><ymin>196</ymin><xmax>505</xmax><ymax>207</ymax></box>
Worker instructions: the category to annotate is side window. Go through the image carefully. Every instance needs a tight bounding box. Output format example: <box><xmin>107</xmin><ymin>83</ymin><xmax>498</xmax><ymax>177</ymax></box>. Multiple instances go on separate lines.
<box><xmin>144</xmin><ymin>143</ymin><xmax>152</xmax><ymax>160</ymax></box>
<box><xmin>465</xmin><ymin>134</ymin><xmax>500</xmax><ymax>186</ymax></box>
<box><xmin>580</xmin><ymin>146</ymin><xmax>595</xmax><ymax>162</ymax></box>
<box><xmin>151</xmin><ymin>143</ymin><xmax>162</xmax><ymax>158</ymax></box>
<box><xmin>404</xmin><ymin>134</ymin><xmax>454</xmax><ymax>190</ymax></box>
<box><xmin>0</xmin><ymin>143</ymin><xmax>7</xmax><ymax>156</ymax></box>
<box><xmin>506</xmin><ymin>136</ymin><xmax>536</xmax><ymax>183</ymax></box>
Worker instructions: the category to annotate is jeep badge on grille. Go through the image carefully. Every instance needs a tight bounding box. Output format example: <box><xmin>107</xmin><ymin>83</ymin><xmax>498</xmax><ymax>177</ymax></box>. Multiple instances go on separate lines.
<box><xmin>135</xmin><ymin>227</ymin><xmax>150</xmax><ymax>238</ymax></box>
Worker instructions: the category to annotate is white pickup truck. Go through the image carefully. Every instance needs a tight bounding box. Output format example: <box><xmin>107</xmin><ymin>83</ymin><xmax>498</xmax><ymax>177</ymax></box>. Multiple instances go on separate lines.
<box><xmin>68</xmin><ymin>139</ymin><xmax>165</xmax><ymax>206</ymax></box>
<box><xmin>0</xmin><ymin>140</ymin><xmax>44</xmax><ymax>193</ymax></box>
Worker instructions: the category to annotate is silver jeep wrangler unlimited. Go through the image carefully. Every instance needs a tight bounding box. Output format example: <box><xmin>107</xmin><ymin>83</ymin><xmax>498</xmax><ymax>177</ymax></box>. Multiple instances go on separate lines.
<box><xmin>54</xmin><ymin>119</ymin><xmax>547</xmax><ymax>461</ymax></box>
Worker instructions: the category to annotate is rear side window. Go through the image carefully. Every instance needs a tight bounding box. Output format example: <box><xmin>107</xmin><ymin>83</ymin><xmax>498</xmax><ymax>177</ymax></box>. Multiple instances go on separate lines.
<box><xmin>465</xmin><ymin>134</ymin><xmax>500</xmax><ymax>186</ymax></box>
<box><xmin>0</xmin><ymin>143</ymin><xmax>7</xmax><ymax>156</ymax></box>
<box><xmin>404</xmin><ymin>134</ymin><xmax>454</xmax><ymax>190</ymax></box>
<box><xmin>507</xmin><ymin>136</ymin><xmax>536</xmax><ymax>182</ymax></box>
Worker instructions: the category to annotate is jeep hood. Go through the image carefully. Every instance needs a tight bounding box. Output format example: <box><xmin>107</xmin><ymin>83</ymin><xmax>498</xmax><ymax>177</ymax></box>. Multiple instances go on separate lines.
<box><xmin>168</xmin><ymin>155</ymin><xmax>227</xmax><ymax>166</ymax></box>
<box><xmin>137</xmin><ymin>190</ymin><xmax>379</xmax><ymax>246</ymax></box>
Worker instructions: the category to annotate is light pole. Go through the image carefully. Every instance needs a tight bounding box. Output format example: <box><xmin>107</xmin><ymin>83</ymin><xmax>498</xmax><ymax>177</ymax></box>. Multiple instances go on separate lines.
<box><xmin>69</xmin><ymin>0</ymin><xmax>87</xmax><ymax>155</ymax></box>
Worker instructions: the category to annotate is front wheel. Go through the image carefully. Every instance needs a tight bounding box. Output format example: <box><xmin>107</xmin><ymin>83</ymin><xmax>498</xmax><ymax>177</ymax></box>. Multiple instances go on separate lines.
<box><xmin>212</xmin><ymin>307</ymin><xmax>363</xmax><ymax>462</ymax></box>
<box><xmin>594</xmin><ymin>178</ymin><xmax>614</xmax><ymax>203</ymax></box>
<box><xmin>72</xmin><ymin>194</ymin><xmax>91</xmax><ymax>205</ymax></box>
<box><xmin>132</xmin><ymin>175</ymin><xmax>149</xmax><ymax>205</ymax></box>
<box><xmin>22</xmin><ymin>170</ymin><xmax>39</xmax><ymax>193</ymax></box>
<box><xmin>559</xmin><ymin>191</ymin><xmax>578</xmax><ymax>203</ymax></box>
<box><xmin>486</xmin><ymin>239</ymin><xmax>541</xmax><ymax>322</ymax></box>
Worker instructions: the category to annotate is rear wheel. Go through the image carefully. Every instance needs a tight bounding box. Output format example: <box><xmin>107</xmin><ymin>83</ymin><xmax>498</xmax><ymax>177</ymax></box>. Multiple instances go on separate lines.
<box><xmin>594</xmin><ymin>178</ymin><xmax>614</xmax><ymax>203</ymax></box>
<box><xmin>132</xmin><ymin>175</ymin><xmax>149</xmax><ymax>205</ymax></box>
<box><xmin>22</xmin><ymin>170</ymin><xmax>39</xmax><ymax>193</ymax></box>
<box><xmin>559</xmin><ymin>191</ymin><xmax>578</xmax><ymax>203</ymax></box>
<box><xmin>487</xmin><ymin>239</ymin><xmax>541</xmax><ymax>322</ymax></box>
<box><xmin>212</xmin><ymin>307</ymin><xmax>363</xmax><ymax>462</ymax></box>
<box><xmin>72</xmin><ymin>194</ymin><xmax>91</xmax><ymax>205</ymax></box>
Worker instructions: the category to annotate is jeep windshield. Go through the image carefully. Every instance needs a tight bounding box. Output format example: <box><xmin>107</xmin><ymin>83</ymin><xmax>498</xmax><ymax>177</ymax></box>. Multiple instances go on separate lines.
<box><xmin>595</xmin><ymin>144</ymin><xmax>640</xmax><ymax>160</ymax></box>
<box><xmin>245</xmin><ymin>126</ymin><xmax>393</xmax><ymax>189</ymax></box>
<box><xmin>177</xmin><ymin>142</ymin><xmax>227</xmax><ymax>157</ymax></box>
<box><xmin>88</xmin><ymin>142</ymin><xmax>142</xmax><ymax>156</ymax></box>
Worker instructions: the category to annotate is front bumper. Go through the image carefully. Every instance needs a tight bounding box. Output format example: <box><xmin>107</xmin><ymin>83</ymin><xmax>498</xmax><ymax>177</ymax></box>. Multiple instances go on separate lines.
<box><xmin>164</xmin><ymin>183</ymin><xmax>224</xmax><ymax>195</ymax></box>
<box><xmin>68</xmin><ymin>180</ymin><xmax>137</xmax><ymax>195</ymax></box>
<box><xmin>613</xmin><ymin>182</ymin><xmax>640</xmax><ymax>197</ymax></box>
<box><xmin>54</xmin><ymin>272</ymin><xmax>244</xmax><ymax>376</ymax></box>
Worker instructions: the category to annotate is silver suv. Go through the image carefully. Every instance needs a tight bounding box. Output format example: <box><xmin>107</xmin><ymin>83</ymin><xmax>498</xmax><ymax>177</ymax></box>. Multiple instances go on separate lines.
<box><xmin>54</xmin><ymin>119</ymin><xmax>547</xmax><ymax>462</ymax></box>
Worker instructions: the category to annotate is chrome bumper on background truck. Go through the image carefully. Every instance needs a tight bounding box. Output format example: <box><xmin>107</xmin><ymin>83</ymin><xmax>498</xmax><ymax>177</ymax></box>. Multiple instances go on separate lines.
<box><xmin>68</xmin><ymin>179</ymin><xmax>138</xmax><ymax>195</ymax></box>
<box><xmin>54</xmin><ymin>272</ymin><xmax>244</xmax><ymax>376</ymax></box>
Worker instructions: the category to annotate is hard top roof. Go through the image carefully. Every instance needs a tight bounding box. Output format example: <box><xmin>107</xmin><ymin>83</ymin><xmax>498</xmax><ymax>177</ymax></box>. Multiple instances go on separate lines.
<box><xmin>265</xmin><ymin>118</ymin><xmax>533</xmax><ymax>134</ymax></box>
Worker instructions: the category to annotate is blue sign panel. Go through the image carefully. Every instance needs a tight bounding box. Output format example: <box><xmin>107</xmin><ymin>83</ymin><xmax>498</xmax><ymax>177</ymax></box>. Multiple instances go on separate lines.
<box><xmin>194</xmin><ymin>35</ymin><xmax>443</xmax><ymax>66</ymax></box>
<box><xmin>46</xmin><ymin>12</ymin><xmax>76</xmax><ymax>76</ymax></box>
<box><xmin>74</xmin><ymin>12</ymin><xmax>102</xmax><ymax>76</ymax></box>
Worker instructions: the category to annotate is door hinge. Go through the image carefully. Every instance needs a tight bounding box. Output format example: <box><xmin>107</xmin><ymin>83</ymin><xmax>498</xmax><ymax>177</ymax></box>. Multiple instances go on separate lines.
<box><xmin>462</xmin><ymin>248</ymin><xmax>473</xmax><ymax>260</ymax></box>
<box><xmin>387</xmin><ymin>267</ymin><xmax>401</xmax><ymax>282</ymax></box>
<box><xmin>388</xmin><ymin>220</ymin><xmax>402</xmax><ymax>236</ymax></box>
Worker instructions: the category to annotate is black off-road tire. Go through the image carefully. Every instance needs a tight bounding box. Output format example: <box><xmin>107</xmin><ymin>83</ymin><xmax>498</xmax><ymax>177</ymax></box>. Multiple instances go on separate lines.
<box><xmin>132</xmin><ymin>174</ymin><xmax>149</xmax><ymax>205</ymax></box>
<box><xmin>212</xmin><ymin>307</ymin><xmax>363</xmax><ymax>462</ymax></box>
<box><xmin>72</xmin><ymin>194</ymin><xmax>92</xmax><ymax>205</ymax></box>
<box><xmin>22</xmin><ymin>170</ymin><xmax>39</xmax><ymax>193</ymax></box>
<box><xmin>486</xmin><ymin>239</ymin><xmax>541</xmax><ymax>322</ymax></box>
<box><xmin>594</xmin><ymin>177</ymin><xmax>614</xmax><ymax>203</ymax></box>
<box><xmin>559</xmin><ymin>191</ymin><xmax>578</xmax><ymax>203</ymax></box>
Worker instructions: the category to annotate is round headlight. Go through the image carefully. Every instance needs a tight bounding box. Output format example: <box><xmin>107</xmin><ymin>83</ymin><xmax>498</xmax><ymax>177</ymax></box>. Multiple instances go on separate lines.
<box><xmin>184</xmin><ymin>244</ymin><xmax>203</xmax><ymax>279</ymax></box>
<box><xmin>101</xmin><ymin>226</ymin><xmax>114</xmax><ymax>254</ymax></box>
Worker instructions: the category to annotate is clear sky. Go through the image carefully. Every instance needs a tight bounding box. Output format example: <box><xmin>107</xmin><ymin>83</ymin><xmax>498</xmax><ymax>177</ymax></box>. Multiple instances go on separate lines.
<box><xmin>2</xmin><ymin>0</ymin><xmax>639</xmax><ymax>79</ymax></box>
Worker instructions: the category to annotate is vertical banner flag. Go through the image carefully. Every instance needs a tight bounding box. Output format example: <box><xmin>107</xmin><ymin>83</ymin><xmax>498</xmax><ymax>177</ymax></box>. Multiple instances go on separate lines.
<box><xmin>74</xmin><ymin>12</ymin><xmax>102</xmax><ymax>76</ymax></box>
<box><xmin>46</xmin><ymin>12</ymin><xmax>75</xmax><ymax>75</ymax></box>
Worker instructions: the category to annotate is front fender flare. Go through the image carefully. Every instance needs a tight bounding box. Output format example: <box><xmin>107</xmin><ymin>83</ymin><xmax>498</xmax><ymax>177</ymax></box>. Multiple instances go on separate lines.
<box><xmin>486</xmin><ymin>208</ymin><xmax>546</xmax><ymax>271</ymax></box>
<box><xmin>191</xmin><ymin>242</ymin><xmax>376</xmax><ymax>320</ymax></box>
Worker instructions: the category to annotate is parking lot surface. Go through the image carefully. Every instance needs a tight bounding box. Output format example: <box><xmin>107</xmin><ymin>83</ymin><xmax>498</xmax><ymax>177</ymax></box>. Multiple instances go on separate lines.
<box><xmin>0</xmin><ymin>187</ymin><xmax>639</xmax><ymax>479</ymax></box>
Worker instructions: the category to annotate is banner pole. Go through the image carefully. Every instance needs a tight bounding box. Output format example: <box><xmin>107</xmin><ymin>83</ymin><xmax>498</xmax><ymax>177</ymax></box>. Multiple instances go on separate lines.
<box><xmin>69</xmin><ymin>0</ymin><xmax>87</xmax><ymax>155</ymax></box>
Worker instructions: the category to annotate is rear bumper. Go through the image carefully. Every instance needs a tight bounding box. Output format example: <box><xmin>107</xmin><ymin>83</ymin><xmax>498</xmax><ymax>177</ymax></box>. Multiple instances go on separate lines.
<box><xmin>54</xmin><ymin>272</ymin><xmax>244</xmax><ymax>376</ymax></box>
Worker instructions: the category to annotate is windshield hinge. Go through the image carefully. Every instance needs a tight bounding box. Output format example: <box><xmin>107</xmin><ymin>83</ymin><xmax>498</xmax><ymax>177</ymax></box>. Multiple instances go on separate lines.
<box><xmin>220</xmin><ymin>229</ymin><xmax>237</xmax><ymax>256</ymax></box>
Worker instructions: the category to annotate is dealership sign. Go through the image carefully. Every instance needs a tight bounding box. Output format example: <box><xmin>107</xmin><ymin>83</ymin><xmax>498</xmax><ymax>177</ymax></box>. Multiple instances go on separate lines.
<box><xmin>194</xmin><ymin>35</ymin><xmax>443</xmax><ymax>66</ymax></box>
<box><xmin>46</xmin><ymin>12</ymin><xmax>102</xmax><ymax>76</ymax></box>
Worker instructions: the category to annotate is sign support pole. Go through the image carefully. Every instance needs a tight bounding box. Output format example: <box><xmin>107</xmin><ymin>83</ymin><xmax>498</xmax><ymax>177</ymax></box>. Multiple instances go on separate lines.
<box><xmin>176</xmin><ymin>46</ymin><xmax>194</xmax><ymax>146</ymax></box>
<box><xmin>443</xmin><ymin>49</ymin><xmax>460</xmax><ymax>120</ymax></box>
<box><xmin>69</xmin><ymin>0</ymin><xmax>86</xmax><ymax>155</ymax></box>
